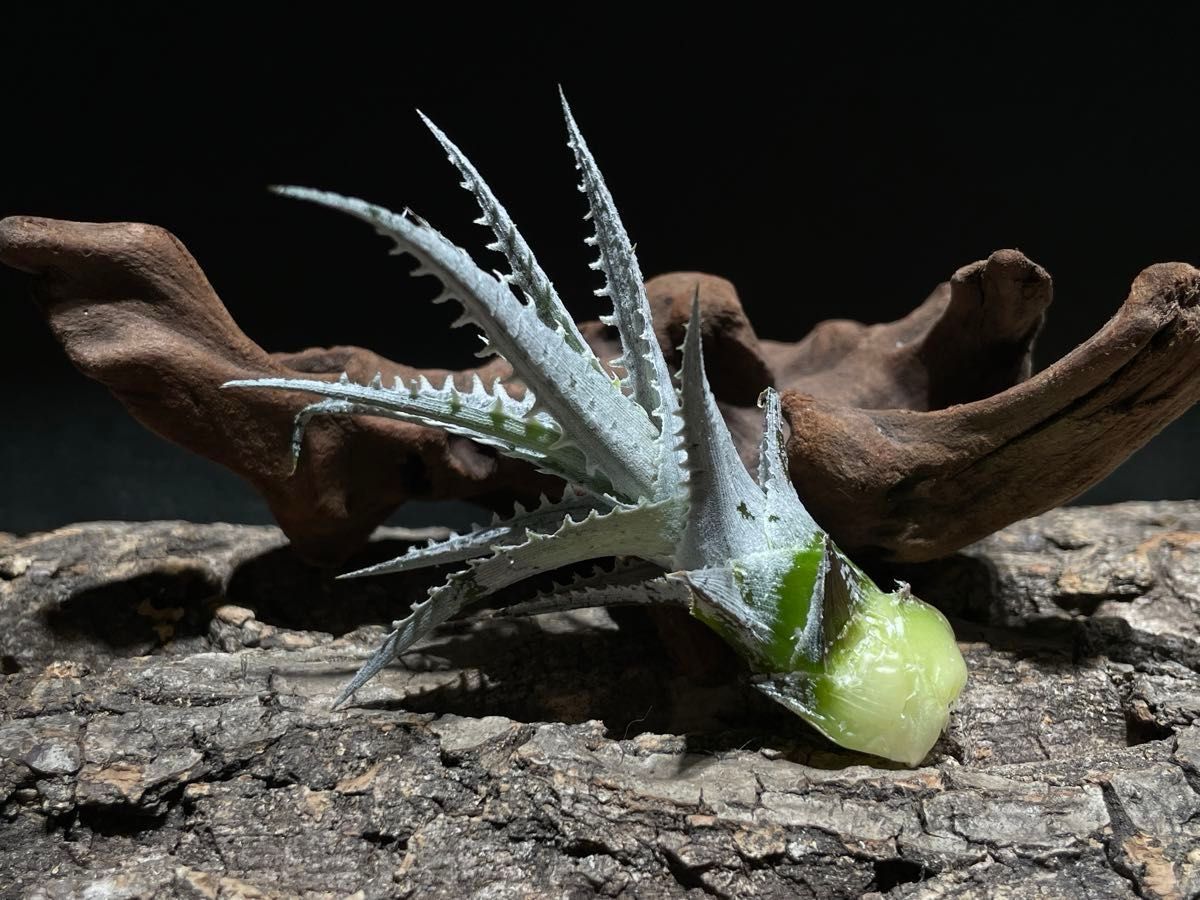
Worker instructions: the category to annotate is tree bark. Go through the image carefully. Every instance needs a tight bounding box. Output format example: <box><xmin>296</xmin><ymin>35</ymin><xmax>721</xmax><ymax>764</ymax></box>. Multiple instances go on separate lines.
<box><xmin>2</xmin><ymin>503</ymin><xmax>1198</xmax><ymax>898</ymax></box>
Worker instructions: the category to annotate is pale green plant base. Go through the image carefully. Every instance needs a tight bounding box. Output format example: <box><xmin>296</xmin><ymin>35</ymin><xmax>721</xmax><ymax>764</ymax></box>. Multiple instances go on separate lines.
<box><xmin>754</xmin><ymin>585</ymin><xmax>968</xmax><ymax>766</ymax></box>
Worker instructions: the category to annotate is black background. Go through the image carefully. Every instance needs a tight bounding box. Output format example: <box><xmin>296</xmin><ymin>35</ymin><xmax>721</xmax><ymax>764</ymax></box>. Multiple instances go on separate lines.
<box><xmin>2</xmin><ymin>9</ymin><xmax>1198</xmax><ymax>533</ymax></box>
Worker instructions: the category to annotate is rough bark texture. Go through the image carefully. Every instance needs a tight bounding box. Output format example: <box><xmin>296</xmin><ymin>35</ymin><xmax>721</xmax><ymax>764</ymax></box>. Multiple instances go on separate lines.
<box><xmin>3</xmin><ymin>503</ymin><xmax>1199</xmax><ymax>898</ymax></box>
<box><xmin>5</xmin><ymin>214</ymin><xmax>1200</xmax><ymax>564</ymax></box>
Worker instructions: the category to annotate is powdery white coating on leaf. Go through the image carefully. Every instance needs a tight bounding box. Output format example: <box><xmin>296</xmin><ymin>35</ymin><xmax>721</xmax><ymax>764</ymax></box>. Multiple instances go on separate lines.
<box><xmin>332</xmin><ymin>496</ymin><xmax>678</xmax><ymax>708</ymax></box>
<box><xmin>337</xmin><ymin>492</ymin><xmax>604</xmax><ymax>580</ymax></box>
<box><xmin>560</xmin><ymin>92</ymin><xmax>679</xmax><ymax>432</ymax></box>
<box><xmin>225</xmin><ymin>372</ymin><xmax>607</xmax><ymax>490</ymax></box>
<box><xmin>757</xmin><ymin>388</ymin><xmax>819</xmax><ymax>547</ymax></box>
<box><xmin>676</xmin><ymin>544</ymin><xmax>824</xmax><ymax>671</ymax></box>
<box><xmin>272</xmin><ymin>186</ymin><xmax>662</xmax><ymax>501</ymax></box>
<box><xmin>673</xmin><ymin>296</ymin><xmax>766</xmax><ymax>569</ymax></box>
<box><xmin>418</xmin><ymin>111</ymin><xmax>594</xmax><ymax>361</ymax></box>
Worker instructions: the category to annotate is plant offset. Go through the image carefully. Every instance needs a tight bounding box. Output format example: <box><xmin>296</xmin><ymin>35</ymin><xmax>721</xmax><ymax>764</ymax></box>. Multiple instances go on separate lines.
<box><xmin>227</xmin><ymin>95</ymin><xmax>967</xmax><ymax>766</ymax></box>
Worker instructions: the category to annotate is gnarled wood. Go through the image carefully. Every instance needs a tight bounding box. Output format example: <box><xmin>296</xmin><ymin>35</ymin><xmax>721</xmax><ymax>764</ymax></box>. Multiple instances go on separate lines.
<box><xmin>3</xmin><ymin>215</ymin><xmax>1199</xmax><ymax>563</ymax></box>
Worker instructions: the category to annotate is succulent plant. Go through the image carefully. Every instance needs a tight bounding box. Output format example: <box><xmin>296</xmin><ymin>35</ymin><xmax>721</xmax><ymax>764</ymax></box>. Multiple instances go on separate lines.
<box><xmin>226</xmin><ymin>93</ymin><xmax>966</xmax><ymax>766</ymax></box>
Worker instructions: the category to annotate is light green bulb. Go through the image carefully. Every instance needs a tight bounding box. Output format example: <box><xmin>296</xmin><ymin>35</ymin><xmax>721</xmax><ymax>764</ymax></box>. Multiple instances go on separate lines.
<box><xmin>748</xmin><ymin>564</ymin><xmax>967</xmax><ymax>766</ymax></box>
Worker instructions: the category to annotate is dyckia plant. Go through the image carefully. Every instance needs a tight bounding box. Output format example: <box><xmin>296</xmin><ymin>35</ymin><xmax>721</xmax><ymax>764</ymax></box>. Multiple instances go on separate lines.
<box><xmin>227</xmin><ymin>94</ymin><xmax>967</xmax><ymax>766</ymax></box>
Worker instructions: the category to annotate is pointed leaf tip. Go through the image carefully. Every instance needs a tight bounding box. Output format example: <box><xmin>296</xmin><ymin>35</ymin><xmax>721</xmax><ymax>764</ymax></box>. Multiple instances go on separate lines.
<box><xmin>675</xmin><ymin>282</ymin><xmax>766</xmax><ymax>566</ymax></box>
<box><xmin>683</xmin><ymin>287</ymin><xmax>703</xmax><ymax>369</ymax></box>
<box><xmin>560</xmin><ymin>95</ymin><xmax>681</xmax><ymax>468</ymax></box>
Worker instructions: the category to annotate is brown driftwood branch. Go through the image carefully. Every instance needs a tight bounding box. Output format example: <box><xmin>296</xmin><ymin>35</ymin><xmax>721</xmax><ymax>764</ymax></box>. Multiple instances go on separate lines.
<box><xmin>2</xmin><ymin>215</ymin><xmax>1198</xmax><ymax>562</ymax></box>
<box><xmin>2</xmin><ymin>503</ymin><xmax>1198</xmax><ymax>897</ymax></box>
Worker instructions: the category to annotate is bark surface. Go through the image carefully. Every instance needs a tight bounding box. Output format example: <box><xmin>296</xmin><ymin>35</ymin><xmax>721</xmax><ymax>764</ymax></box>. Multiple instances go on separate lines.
<box><xmin>2</xmin><ymin>503</ymin><xmax>1199</xmax><ymax>898</ymax></box>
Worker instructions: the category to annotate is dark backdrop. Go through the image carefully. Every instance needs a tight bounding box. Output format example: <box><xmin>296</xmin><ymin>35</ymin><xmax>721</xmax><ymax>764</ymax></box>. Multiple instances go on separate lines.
<box><xmin>2</xmin><ymin>9</ymin><xmax>1198</xmax><ymax>533</ymax></box>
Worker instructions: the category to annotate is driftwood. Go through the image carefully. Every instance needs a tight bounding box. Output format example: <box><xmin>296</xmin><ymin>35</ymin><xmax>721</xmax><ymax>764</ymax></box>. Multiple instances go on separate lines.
<box><xmin>3</xmin><ymin>215</ymin><xmax>1200</xmax><ymax>564</ymax></box>
<box><xmin>2</xmin><ymin>501</ymin><xmax>1199</xmax><ymax>898</ymax></box>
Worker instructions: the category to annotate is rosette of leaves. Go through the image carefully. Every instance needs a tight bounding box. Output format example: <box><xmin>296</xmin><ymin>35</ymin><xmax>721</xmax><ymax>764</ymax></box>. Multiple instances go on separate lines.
<box><xmin>227</xmin><ymin>93</ymin><xmax>966</xmax><ymax>766</ymax></box>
